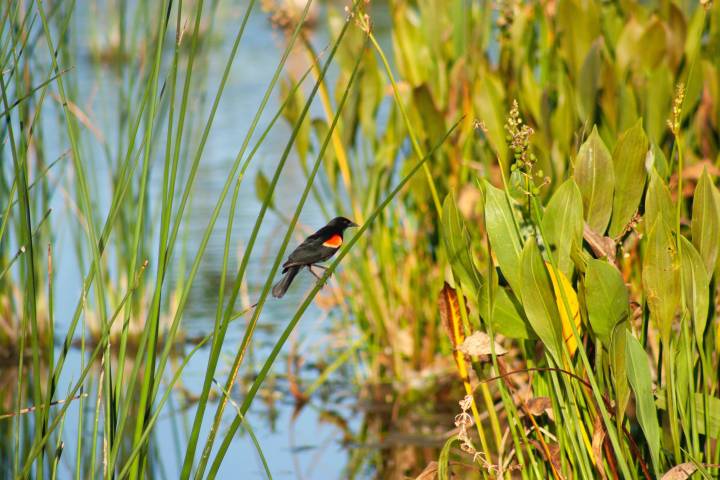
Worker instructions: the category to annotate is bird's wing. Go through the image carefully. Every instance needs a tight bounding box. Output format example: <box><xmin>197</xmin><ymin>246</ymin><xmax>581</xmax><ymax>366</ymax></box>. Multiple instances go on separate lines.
<box><xmin>283</xmin><ymin>225</ymin><xmax>339</xmax><ymax>267</ymax></box>
<box><xmin>283</xmin><ymin>234</ymin><xmax>323</xmax><ymax>266</ymax></box>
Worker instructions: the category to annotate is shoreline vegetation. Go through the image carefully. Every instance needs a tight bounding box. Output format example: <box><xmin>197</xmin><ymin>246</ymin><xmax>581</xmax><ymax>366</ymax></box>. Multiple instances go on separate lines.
<box><xmin>2</xmin><ymin>0</ymin><xmax>720</xmax><ymax>478</ymax></box>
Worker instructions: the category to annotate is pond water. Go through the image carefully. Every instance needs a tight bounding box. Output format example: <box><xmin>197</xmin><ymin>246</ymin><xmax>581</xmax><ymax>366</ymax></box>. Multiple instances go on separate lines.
<box><xmin>37</xmin><ymin>1</ymin><xmax>394</xmax><ymax>478</ymax></box>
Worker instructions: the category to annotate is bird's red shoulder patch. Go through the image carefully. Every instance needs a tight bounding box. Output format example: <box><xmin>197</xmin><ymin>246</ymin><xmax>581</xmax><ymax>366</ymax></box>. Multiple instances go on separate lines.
<box><xmin>322</xmin><ymin>234</ymin><xmax>343</xmax><ymax>248</ymax></box>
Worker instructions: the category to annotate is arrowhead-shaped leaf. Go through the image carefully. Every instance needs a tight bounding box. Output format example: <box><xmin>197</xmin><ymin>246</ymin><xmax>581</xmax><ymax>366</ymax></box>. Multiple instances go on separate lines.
<box><xmin>542</xmin><ymin>179</ymin><xmax>584</xmax><ymax>278</ymax></box>
<box><xmin>609</xmin><ymin>119</ymin><xmax>649</xmax><ymax>237</ymax></box>
<box><xmin>643</xmin><ymin>219</ymin><xmax>680</xmax><ymax>344</ymax></box>
<box><xmin>520</xmin><ymin>239</ymin><xmax>563</xmax><ymax>363</ymax></box>
<box><xmin>574</xmin><ymin>126</ymin><xmax>614</xmax><ymax>234</ymax></box>
<box><xmin>484</xmin><ymin>180</ymin><xmax>523</xmax><ymax>292</ymax></box>
<box><xmin>679</xmin><ymin>237</ymin><xmax>710</xmax><ymax>345</ymax></box>
<box><xmin>442</xmin><ymin>192</ymin><xmax>482</xmax><ymax>299</ymax></box>
<box><xmin>585</xmin><ymin>259</ymin><xmax>629</xmax><ymax>344</ymax></box>
<box><xmin>691</xmin><ymin>168</ymin><xmax>720</xmax><ymax>275</ymax></box>
<box><xmin>625</xmin><ymin>331</ymin><xmax>661</xmax><ymax>476</ymax></box>
<box><xmin>644</xmin><ymin>168</ymin><xmax>674</xmax><ymax>232</ymax></box>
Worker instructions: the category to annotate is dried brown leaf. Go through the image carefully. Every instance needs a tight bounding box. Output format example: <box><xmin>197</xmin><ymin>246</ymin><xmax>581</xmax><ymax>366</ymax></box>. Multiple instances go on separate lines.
<box><xmin>438</xmin><ymin>282</ymin><xmax>468</xmax><ymax>349</ymax></box>
<box><xmin>458</xmin><ymin>331</ymin><xmax>507</xmax><ymax>357</ymax></box>
<box><xmin>669</xmin><ymin>160</ymin><xmax>720</xmax><ymax>198</ymax></box>
<box><xmin>525</xmin><ymin>397</ymin><xmax>552</xmax><ymax>416</ymax></box>
<box><xmin>583</xmin><ymin>223</ymin><xmax>616</xmax><ymax>263</ymax></box>
<box><xmin>530</xmin><ymin>440</ymin><xmax>564</xmax><ymax>479</ymax></box>
<box><xmin>660</xmin><ymin>463</ymin><xmax>697</xmax><ymax>480</ymax></box>
<box><xmin>592</xmin><ymin>415</ymin><xmax>607</xmax><ymax>480</ymax></box>
<box><xmin>415</xmin><ymin>461</ymin><xmax>438</xmax><ymax>480</ymax></box>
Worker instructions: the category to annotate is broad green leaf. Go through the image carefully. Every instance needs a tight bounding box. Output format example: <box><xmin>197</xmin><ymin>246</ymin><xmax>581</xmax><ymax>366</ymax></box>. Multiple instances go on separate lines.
<box><xmin>643</xmin><ymin>219</ymin><xmax>680</xmax><ymax>344</ymax></box>
<box><xmin>521</xmin><ymin>65</ymin><xmax>542</xmax><ymax>123</ymax></box>
<box><xmin>691</xmin><ymin>168</ymin><xmax>720</xmax><ymax>275</ymax></box>
<box><xmin>645</xmin><ymin>66</ymin><xmax>672</xmax><ymax>144</ymax></box>
<box><xmin>442</xmin><ymin>192</ymin><xmax>481</xmax><ymax>299</ymax></box>
<box><xmin>551</xmin><ymin>72</ymin><xmax>577</xmax><ymax>155</ymax></box>
<box><xmin>542</xmin><ymin>179</ymin><xmax>584</xmax><ymax>278</ymax></box>
<box><xmin>574</xmin><ymin>126</ymin><xmax>614</xmax><ymax>234</ymax></box>
<box><xmin>391</xmin><ymin>3</ymin><xmax>429</xmax><ymax>87</ymax></box>
<box><xmin>556</xmin><ymin>0</ymin><xmax>601</xmax><ymax>76</ymax></box>
<box><xmin>638</xmin><ymin>18</ymin><xmax>667</xmax><ymax>72</ymax></box>
<box><xmin>681</xmin><ymin>36</ymin><xmax>705</xmax><ymax>124</ymax></box>
<box><xmin>413</xmin><ymin>85</ymin><xmax>446</xmax><ymax>144</ymax></box>
<box><xmin>684</xmin><ymin>7</ymin><xmax>705</xmax><ymax>74</ymax></box>
<box><xmin>474</xmin><ymin>75</ymin><xmax>507</xmax><ymax>165</ymax></box>
<box><xmin>665</xmin><ymin>3</ymin><xmax>687</xmax><ymax>70</ymax></box>
<box><xmin>618</xmin><ymin>83</ymin><xmax>639</xmax><ymax>133</ymax></box>
<box><xmin>673</xmin><ymin>329</ymin><xmax>692</xmax><ymax>411</ymax></box>
<box><xmin>615</xmin><ymin>18</ymin><xmax>645</xmax><ymax>74</ymax></box>
<box><xmin>679</xmin><ymin>237</ymin><xmax>710</xmax><ymax>345</ymax></box>
<box><xmin>490</xmin><ymin>287</ymin><xmax>532</xmax><ymax>340</ymax></box>
<box><xmin>479</xmin><ymin>266</ymin><xmax>532</xmax><ymax>340</ymax></box>
<box><xmin>577</xmin><ymin>40</ymin><xmax>602</xmax><ymax>124</ymax></box>
<box><xmin>610</xmin><ymin>322</ymin><xmax>630</xmax><ymax>433</ymax></box>
<box><xmin>609</xmin><ymin>119</ymin><xmax>649</xmax><ymax>238</ymax></box>
<box><xmin>650</xmin><ymin>143</ymin><xmax>670</xmax><ymax>180</ymax></box>
<box><xmin>625</xmin><ymin>331</ymin><xmax>661</xmax><ymax>476</ymax></box>
<box><xmin>644</xmin><ymin>168</ymin><xmax>674</xmax><ymax>232</ymax></box>
<box><xmin>585</xmin><ymin>259</ymin><xmax>629</xmax><ymax>344</ymax></box>
<box><xmin>484</xmin><ymin>180</ymin><xmax>523</xmax><ymax>292</ymax></box>
<box><xmin>520</xmin><ymin>238</ymin><xmax>563</xmax><ymax>364</ymax></box>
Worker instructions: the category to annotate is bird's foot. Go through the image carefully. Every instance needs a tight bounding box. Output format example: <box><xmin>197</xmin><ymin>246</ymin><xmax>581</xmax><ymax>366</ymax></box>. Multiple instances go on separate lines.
<box><xmin>307</xmin><ymin>265</ymin><xmax>327</xmax><ymax>287</ymax></box>
<box><xmin>307</xmin><ymin>265</ymin><xmax>325</xmax><ymax>282</ymax></box>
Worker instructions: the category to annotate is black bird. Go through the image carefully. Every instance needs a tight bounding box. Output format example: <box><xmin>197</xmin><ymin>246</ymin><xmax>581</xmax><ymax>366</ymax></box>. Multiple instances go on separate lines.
<box><xmin>272</xmin><ymin>216</ymin><xmax>358</xmax><ymax>298</ymax></box>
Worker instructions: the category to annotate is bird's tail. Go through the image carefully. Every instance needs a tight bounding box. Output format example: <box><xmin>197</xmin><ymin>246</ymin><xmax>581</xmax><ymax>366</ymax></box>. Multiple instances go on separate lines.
<box><xmin>272</xmin><ymin>266</ymin><xmax>300</xmax><ymax>298</ymax></box>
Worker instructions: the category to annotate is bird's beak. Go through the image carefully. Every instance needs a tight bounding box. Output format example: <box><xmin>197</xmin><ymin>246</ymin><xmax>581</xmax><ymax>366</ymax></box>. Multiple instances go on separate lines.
<box><xmin>350</xmin><ymin>221</ymin><xmax>359</xmax><ymax>228</ymax></box>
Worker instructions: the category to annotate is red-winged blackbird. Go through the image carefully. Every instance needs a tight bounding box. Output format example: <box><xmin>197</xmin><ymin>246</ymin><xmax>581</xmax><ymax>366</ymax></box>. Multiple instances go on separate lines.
<box><xmin>272</xmin><ymin>216</ymin><xmax>358</xmax><ymax>298</ymax></box>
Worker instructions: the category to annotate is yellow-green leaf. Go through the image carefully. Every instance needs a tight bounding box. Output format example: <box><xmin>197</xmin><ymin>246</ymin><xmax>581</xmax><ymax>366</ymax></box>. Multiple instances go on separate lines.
<box><xmin>609</xmin><ymin>119</ymin><xmax>649</xmax><ymax>237</ymax></box>
<box><xmin>644</xmin><ymin>168</ymin><xmax>674</xmax><ymax>232</ymax></box>
<box><xmin>479</xmin><ymin>266</ymin><xmax>532</xmax><ymax>340</ymax></box>
<box><xmin>610</xmin><ymin>322</ymin><xmax>630</xmax><ymax>433</ymax></box>
<box><xmin>691</xmin><ymin>167</ymin><xmax>720</xmax><ymax>275</ymax></box>
<box><xmin>585</xmin><ymin>259</ymin><xmax>629</xmax><ymax>344</ymax></box>
<box><xmin>679</xmin><ymin>237</ymin><xmax>710</xmax><ymax>345</ymax></box>
<box><xmin>542</xmin><ymin>179</ymin><xmax>584</xmax><ymax>278</ymax></box>
<box><xmin>643</xmin><ymin>219</ymin><xmax>680</xmax><ymax>344</ymax></box>
<box><xmin>625</xmin><ymin>331</ymin><xmax>661</xmax><ymax>476</ymax></box>
<box><xmin>442</xmin><ymin>192</ymin><xmax>481</xmax><ymax>299</ymax></box>
<box><xmin>520</xmin><ymin>239</ymin><xmax>563</xmax><ymax>364</ymax></box>
<box><xmin>574</xmin><ymin>126</ymin><xmax>614</xmax><ymax>234</ymax></box>
<box><xmin>484</xmin><ymin>180</ymin><xmax>523</xmax><ymax>293</ymax></box>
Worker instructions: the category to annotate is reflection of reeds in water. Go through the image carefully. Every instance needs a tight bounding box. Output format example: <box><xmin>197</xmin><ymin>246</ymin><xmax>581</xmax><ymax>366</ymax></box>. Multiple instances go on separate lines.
<box><xmin>87</xmin><ymin>0</ymin><xmax>223</xmax><ymax>65</ymax></box>
<box><xmin>262</xmin><ymin>0</ymin><xmax>319</xmax><ymax>32</ymax></box>
<box><xmin>79</xmin><ymin>288</ymin><xmax>180</xmax><ymax>351</ymax></box>
<box><xmin>0</xmin><ymin>287</ymin><xmax>52</xmax><ymax>367</ymax></box>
